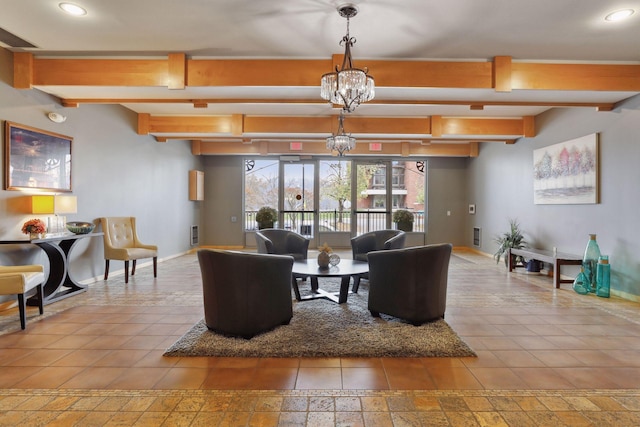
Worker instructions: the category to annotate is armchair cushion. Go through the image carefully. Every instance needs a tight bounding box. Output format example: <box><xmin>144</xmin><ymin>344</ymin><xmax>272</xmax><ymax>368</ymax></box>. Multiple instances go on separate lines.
<box><xmin>367</xmin><ymin>243</ymin><xmax>453</xmax><ymax>325</ymax></box>
<box><xmin>0</xmin><ymin>265</ymin><xmax>45</xmax><ymax>329</ymax></box>
<box><xmin>255</xmin><ymin>228</ymin><xmax>309</xmax><ymax>261</ymax></box>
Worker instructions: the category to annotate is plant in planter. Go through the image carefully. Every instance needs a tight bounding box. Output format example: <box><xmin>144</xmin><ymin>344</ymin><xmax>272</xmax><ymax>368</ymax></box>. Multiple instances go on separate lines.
<box><xmin>493</xmin><ymin>218</ymin><xmax>527</xmax><ymax>267</ymax></box>
<box><xmin>255</xmin><ymin>207</ymin><xmax>278</xmax><ymax>229</ymax></box>
<box><xmin>393</xmin><ymin>209</ymin><xmax>414</xmax><ymax>232</ymax></box>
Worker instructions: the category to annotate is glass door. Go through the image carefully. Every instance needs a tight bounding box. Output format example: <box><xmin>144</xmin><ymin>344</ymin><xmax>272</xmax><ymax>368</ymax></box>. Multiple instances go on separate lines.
<box><xmin>353</xmin><ymin>160</ymin><xmax>390</xmax><ymax>235</ymax></box>
<box><xmin>281</xmin><ymin>161</ymin><xmax>317</xmax><ymax>246</ymax></box>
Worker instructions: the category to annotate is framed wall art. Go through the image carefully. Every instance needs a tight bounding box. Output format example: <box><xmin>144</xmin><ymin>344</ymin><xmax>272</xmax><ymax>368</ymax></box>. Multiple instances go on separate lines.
<box><xmin>4</xmin><ymin>121</ymin><xmax>73</xmax><ymax>191</ymax></box>
<box><xmin>533</xmin><ymin>133</ymin><xmax>598</xmax><ymax>205</ymax></box>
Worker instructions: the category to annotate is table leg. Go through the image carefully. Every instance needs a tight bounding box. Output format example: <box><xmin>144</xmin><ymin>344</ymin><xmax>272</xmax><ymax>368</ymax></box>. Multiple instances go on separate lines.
<box><xmin>291</xmin><ymin>276</ymin><xmax>302</xmax><ymax>301</ymax></box>
<box><xmin>338</xmin><ymin>276</ymin><xmax>351</xmax><ymax>304</ymax></box>
<box><xmin>28</xmin><ymin>238</ymin><xmax>88</xmax><ymax>306</ymax></box>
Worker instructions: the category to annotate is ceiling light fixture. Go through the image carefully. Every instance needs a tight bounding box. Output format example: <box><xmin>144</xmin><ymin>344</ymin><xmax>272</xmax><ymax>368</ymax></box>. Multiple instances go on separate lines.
<box><xmin>320</xmin><ymin>3</ymin><xmax>374</xmax><ymax>113</ymax></box>
<box><xmin>604</xmin><ymin>9</ymin><xmax>634</xmax><ymax>21</ymax></box>
<box><xmin>59</xmin><ymin>2</ymin><xmax>87</xmax><ymax>16</ymax></box>
<box><xmin>326</xmin><ymin>113</ymin><xmax>356</xmax><ymax>156</ymax></box>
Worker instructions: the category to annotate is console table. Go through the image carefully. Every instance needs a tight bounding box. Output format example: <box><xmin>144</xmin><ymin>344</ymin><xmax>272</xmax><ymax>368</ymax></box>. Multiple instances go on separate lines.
<box><xmin>508</xmin><ymin>247</ymin><xmax>582</xmax><ymax>288</ymax></box>
<box><xmin>0</xmin><ymin>232</ymin><xmax>103</xmax><ymax>305</ymax></box>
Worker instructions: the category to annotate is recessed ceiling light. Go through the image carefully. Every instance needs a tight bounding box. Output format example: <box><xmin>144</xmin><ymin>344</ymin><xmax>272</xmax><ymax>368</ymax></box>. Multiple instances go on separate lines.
<box><xmin>604</xmin><ymin>9</ymin><xmax>635</xmax><ymax>21</ymax></box>
<box><xmin>59</xmin><ymin>2</ymin><xmax>87</xmax><ymax>16</ymax></box>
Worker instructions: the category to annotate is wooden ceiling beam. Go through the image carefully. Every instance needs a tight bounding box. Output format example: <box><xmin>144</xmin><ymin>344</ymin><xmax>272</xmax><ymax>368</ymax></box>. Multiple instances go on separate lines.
<box><xmin>15</xmin><ymin>52</ymin><xmax>639</xmax><ymax>92</ymax></box>
<box><xmin>140</xmin><ymin>114</ymin><xmax>533</xmax><ymax>138</ymax></box>
<box><xmin>194</xmin><ymin>140</ymin><xmax>478</xmax><ymax>157</ymax></box>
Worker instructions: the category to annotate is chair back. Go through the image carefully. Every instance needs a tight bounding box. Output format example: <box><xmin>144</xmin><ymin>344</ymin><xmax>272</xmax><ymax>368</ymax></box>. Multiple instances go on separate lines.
<box><xmin>101</xmin><ymin>217</ymin><xmax>137</xmax><ymax>250</ymax></box>
<box><xmin>197</xmin><ymin>249</ymin><xmax>294</xmax><ymax>338</ymax></box>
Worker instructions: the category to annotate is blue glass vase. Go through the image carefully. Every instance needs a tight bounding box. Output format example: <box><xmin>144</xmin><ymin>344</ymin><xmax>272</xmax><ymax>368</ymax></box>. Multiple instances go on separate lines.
<box><xmin>596</xmin><ymin>255</ymin><xmax>610</xmax><ymax>298</ymax></box>
<box><xmin>582</xmin><ymin>234</ymin><xmax>601</xmax><ymax>293</ymax></box>
<box><xmin>573</xmin><ymin>267</ymin><xmax>590</xmax><ymax>295</ymax></box>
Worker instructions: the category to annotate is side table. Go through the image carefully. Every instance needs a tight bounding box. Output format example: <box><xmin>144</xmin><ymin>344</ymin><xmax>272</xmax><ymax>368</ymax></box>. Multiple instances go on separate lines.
<box><xmin>0</xmin><ymin>232</ymin><xmax>104</xmax><ymax>305</ymax></box>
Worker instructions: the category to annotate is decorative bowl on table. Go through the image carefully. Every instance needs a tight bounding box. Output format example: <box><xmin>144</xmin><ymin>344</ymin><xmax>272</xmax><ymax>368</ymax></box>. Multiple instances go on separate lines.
<box><xmin>66</xmin><ymin>221</ymin><xmax>95</xmax><ymax>234</ymax></box>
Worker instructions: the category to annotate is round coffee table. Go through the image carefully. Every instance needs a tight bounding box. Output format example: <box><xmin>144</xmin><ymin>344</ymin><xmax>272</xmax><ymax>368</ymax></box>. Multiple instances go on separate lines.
<box><xmin>291</xmin><ymin>259</ymin><xmax>369</xmax><ymax>304</ymax></box>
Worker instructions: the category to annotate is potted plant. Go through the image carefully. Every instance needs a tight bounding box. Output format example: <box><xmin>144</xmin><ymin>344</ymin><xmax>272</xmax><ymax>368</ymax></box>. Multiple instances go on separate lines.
<box><xmin>255</xmin><ymin>206</ymin><xmax>278</xmax><ymax>229</ymax></box>
<box><xmin>493</xmin><ymin>218</ymin><xmax>527</xmax><ymax>267</ymax></box>
<box><xmin>393</xmin><ymin>209</ymin><xmax>414</xmax><ymax>232</ymax></box>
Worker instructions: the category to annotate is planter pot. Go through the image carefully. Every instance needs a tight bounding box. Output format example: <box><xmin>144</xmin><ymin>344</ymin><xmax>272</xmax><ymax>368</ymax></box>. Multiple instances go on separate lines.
<box><xmin>397</xmin><ymin>221</ymin><xmax>413</xmax><ymax>232</ymax></box>
<box><xmin>258</xmin><ymin>222</ymin><xmax>274</xmax><ymax>230</ymax></box>
<box><xmin>526</xmin><ymin>259</ymin><xmax>541</xmax><ymax>273</ymax></box>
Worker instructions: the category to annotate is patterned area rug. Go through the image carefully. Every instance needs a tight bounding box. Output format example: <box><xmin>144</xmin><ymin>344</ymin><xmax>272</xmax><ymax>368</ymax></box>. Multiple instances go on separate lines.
<box><xmin>164</xmin><ymin>280</ymin><xmax>476</xmax><ymax>358</ymax></box>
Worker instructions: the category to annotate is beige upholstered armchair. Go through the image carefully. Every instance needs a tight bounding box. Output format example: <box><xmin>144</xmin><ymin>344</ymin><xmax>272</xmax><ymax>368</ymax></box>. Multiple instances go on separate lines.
<box><xmin>0</xmin><ymin>265</ymin><xmax>45</xmax><ymax>329</ymax></box>
<box><xmin>101</xmin><ymin>217</ymin><xmax>157</xmax><ymax>284</ymax></box>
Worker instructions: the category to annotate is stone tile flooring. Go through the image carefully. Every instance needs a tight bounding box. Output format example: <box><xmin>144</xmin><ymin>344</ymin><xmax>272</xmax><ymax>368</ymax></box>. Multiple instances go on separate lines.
<box><xmin>1</xmin><ymin>249</ymin><xmax>639</xmax><ymax>426</ymax></box>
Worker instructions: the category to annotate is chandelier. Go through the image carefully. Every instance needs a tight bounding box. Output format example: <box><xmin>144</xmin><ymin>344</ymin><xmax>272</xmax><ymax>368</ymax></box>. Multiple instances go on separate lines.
<box><xmin>326</xmin><ymin>113</ymin><xmax>356</xmax><ymax>156</ymax></box>
<box><xmin>320</xmin><ymin>4</ymin><xmax>375</xmax><ymax>113</ymax></box>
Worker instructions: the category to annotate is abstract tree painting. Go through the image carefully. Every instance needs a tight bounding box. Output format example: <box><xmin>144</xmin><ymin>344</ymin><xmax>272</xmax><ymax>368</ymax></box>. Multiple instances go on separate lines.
<box><xmin>533</xmin><ymin>134</ymin><xmax>598</xmax><ymax>204</ymax></box>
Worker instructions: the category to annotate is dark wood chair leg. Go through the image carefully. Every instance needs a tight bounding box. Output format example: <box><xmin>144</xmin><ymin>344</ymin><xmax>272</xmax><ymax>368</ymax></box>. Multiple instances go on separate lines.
<box><xmin>124</xmin><ymin>260</ymin><xmax>129</xmax><ymax>283</ymax></box>
<box><xmin>131</xmin><ymin>260</ymin><xmax>137</xmax><ymax>276</ymax></box>
<box><xmin>18</xmin><ymin>293</ymin><xmax>26</xmax><ymax>330</ymax></box>
<box><xmin>153</xmin><ymin>256</ymin><xmax>157</xmax><ymax>278</ymax></box>
<box><xmin>104</xmin><ymin>259</ymin><xmax>110</xmax><ymax>280</ymax></box>
<box><xmin>36</xmin><ymin>284</ymin><xmax>44</xmax><ymax>315</ymax></box>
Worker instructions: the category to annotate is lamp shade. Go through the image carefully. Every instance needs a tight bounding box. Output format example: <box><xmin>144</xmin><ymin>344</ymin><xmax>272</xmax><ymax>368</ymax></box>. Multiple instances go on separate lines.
<box><xmin>30</xmin><ymin>195</ymin><xmax>55</xmax><ymax>214</ymax></box>
<box><xmin>54</xmin><ymin>195</ymin><xmax>77</xmax><ymax>214</ymax></box>
<box><xmin>30</xmin><ymin>195</ymin><xmax>77</xmax><ymax>214</ymax></box>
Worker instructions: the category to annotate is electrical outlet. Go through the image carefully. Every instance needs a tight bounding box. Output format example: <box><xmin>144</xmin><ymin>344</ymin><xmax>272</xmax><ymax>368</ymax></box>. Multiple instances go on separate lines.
<box><xmin>230</xmin><ymin>216</ymin><xmax>237</xmax><ymax>222</ymax></box>
<box><xmin>447</xmin><ymin>210</ymin><xmax>451</xmax><ymax>216</ymax></box>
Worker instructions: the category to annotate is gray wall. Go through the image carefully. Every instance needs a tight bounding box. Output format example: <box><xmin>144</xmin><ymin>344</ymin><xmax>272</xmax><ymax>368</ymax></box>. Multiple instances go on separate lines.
<box><xmin>0</xmin><ymin>48</ymin><xmax>202</xmax><ymax>288</ymax></box>
<box><xmin>467</xmin><ymin>104</ymin><xmax>640</xmax><ymax>299</ymax></box>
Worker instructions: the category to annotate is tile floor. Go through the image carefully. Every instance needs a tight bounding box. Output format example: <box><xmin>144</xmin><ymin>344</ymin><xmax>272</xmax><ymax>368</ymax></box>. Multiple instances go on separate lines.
<box><xmin>0</xmin><ymin>249</ymin><xmax>639</xmax><ymax>426</ymax></box>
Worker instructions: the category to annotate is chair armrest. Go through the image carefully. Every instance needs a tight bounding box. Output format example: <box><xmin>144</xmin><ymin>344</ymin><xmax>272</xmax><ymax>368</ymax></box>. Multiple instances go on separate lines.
<box><xmin>384</xmin><ymin>232</ymin><xmax>406</xmax><ymax>250</ymax></box>
<box><xmin>0</xmin><ymin>265</ymin><xmax>44</xmax><ymax>274</ymax></box>
<box><xmin>286</xmin><ymin>234</ymin><xmax>309</xmax><ymax>257</ymax></box>
<box><xmin>136</xmin><ymin>244</ymin><xmax>158</xmax><ymax>251</ymax></box>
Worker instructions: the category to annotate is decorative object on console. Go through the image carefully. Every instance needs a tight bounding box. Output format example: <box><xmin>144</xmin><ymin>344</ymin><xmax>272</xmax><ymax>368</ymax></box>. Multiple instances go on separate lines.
<box><xmin>582</xmin><ymin>234</ymin><xmax>601</xmax><ymax>293</ymax></box>
<box><xmin>66</xmin><ymin>221</ymin><xmax>95</xmax><ymax>234</ymax></box>
<box><xmin>30</xmin><ymin>194</ymin><xmax>77</xmax><ymax>233</ymax></box>
<box><xmin>320</xmin><ymin>3</ymin><xmax>374</xmax><ymax>113</ymax></box>
<box><xmin>392</xmin><ymin>209</ymin><xmax>415</xmax><ymax>232</ymax></box>
<box><xmin>21</xmin><ymin>218</ymin><xmax>46</xmax><ymax>239</ymax></box>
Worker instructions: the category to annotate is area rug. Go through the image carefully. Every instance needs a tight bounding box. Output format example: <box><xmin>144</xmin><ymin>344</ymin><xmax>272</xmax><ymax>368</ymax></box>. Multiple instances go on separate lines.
<box><xmin>164</xmin><ymin>279</ymin><xmax>476</xmax><ymax>358</ymax></box>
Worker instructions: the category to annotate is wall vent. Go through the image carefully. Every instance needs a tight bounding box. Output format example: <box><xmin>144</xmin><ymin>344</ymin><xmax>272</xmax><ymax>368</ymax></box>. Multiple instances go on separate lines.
<box><xmin>190</xmin><ymin>225</ymin><xmax>199</xmax><ymax>246</ymax></box>
<box><xmin>473</xmin><ymin>227</ymin><xmax>481</xmax><ymax>247</ymax></box>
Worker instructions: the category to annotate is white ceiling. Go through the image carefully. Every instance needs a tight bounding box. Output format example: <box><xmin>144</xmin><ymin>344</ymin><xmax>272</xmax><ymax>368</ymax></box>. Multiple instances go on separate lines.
<box><xmin>1</xmin><ymin>0</ymin><xmax>639</xmax><ymax>142</ymax></box>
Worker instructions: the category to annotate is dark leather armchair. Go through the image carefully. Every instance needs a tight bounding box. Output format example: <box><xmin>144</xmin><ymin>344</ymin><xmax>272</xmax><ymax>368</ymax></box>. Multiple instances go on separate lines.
<box><xmin>255</xmin><ymin>228</ymin><xmax>309</xmax><ymax>261</ymax></box>
<box><xmin>197</xmin><ymin>249</ymin><xmax>294</xmax><ymax>339</ymax></box>
<box><xmin>350</xmin><ymin>229</ymin><xmax>406</xmax><ymax>292</ymax></box>
<box><xmin>367</xmin><ymin>243</ymin><xmax>453</xmax><ymax>326</ymax></box>
<box><xmin>351</xmin><ymin>229</ymin><xmax>406</xmax><ymax>262</ymax></box>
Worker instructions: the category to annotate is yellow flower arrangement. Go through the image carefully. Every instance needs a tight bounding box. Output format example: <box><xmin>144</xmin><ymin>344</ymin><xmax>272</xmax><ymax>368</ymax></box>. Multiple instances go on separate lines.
<box><xmin>22</xmin><ymin>218</ymin><xmax>46</xmax><ymax>235</ymax></box>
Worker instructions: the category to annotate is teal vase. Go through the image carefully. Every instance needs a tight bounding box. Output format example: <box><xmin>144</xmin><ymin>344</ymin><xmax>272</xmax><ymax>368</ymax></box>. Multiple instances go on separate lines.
<box><xmin>596</xmin><ymin>255</ymin><xmax>610</xmax><ymax>298</ymax></box>
<box><xmin>582</xmin><ymin>234</ymin><xmax>601</xmax><ymax>293</ymax></box>
<box><xmin>572</xmin><ymin>267</ymin><xmax>590</xmax><ymax>295</ymax></box>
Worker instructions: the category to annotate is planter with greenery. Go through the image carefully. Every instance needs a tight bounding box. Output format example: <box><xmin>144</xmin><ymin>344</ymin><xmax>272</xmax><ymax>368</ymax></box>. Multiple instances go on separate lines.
<box><xmin>493</xmin><ymin>218</ymin><xmax>527</xmax><ymax>267</ymax></box>
<box><xmin>393</xmin><ymin>209</ymin><xmax>414</xmax><ymax>232</ymax></box>
<box><xmin>256</xmin><ymin>207</ymin><xmax>278</xmax><ymax>229</ymax></box>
